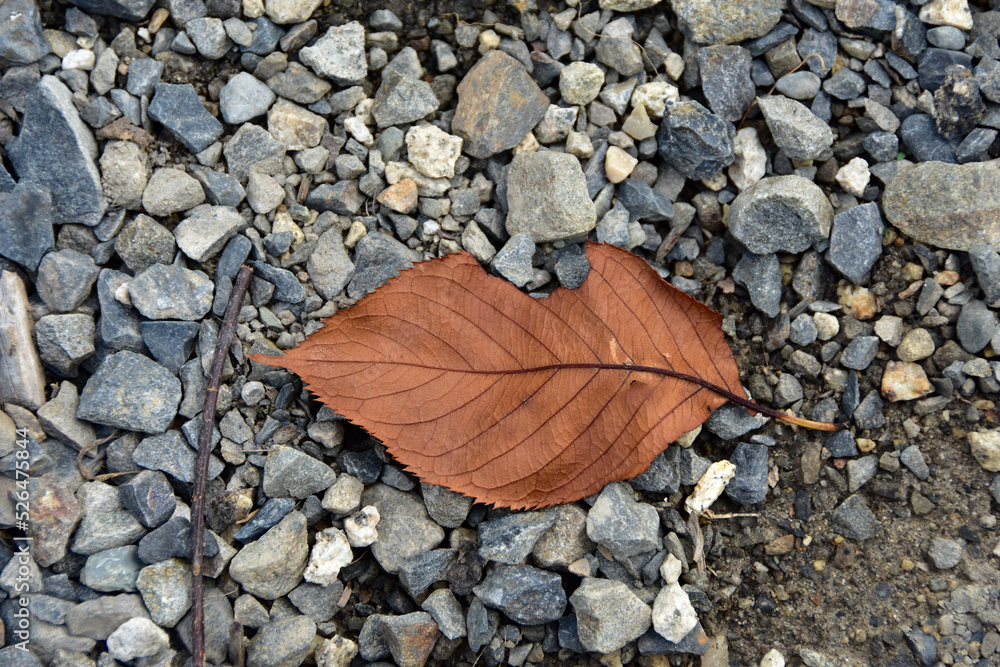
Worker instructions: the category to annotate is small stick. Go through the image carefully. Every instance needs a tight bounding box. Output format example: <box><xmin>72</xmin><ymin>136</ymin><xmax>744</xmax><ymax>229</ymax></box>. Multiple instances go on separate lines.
<box><xmin>191</xmin><ymin>264</ymin><xmax>253</xmax><ymax>667</ymax></box>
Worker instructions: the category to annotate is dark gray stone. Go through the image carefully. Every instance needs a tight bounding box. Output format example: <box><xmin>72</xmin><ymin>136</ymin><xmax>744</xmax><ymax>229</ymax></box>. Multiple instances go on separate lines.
<box><xmin>900</xmin><ymin>113</ymin><xmax>957</xmax><ymax>163</ymax></box>
<box><xmin>757</xmin><ymin>95</ymin><xmax>834</xmax><ymax>161</ymax></box>
<box><xmin>119</xmin><ymin>470</ymin><xmax>176</xmax><ymax>528</ymax></box>
<box><xmin>554</xmin><ymin>244</ymin><xmax>590</xmax><ymax>290</ymax></box>
<box><xmin>95</xmin><ymin>269</ymin><xmax>144</xmax><ymax>354</ymax></box>
<box><xmin>473</xmin><ymin>565</ymin><xmax>567</xmax><ymax>625</ymax></box>
<box><xmin>398</xmin><ymin>548</ymin><xmax>458</xmax><ymax>597</ymax></box>
<box><xmin>223</xmin><ymin>123</ymin><xmax>285</xmax><ymax>183</ymax></box>
<box><xmin>340</xmin><ymin>449</ymin><xmax>383</xmax><ymax>484</ymax></box>
<box><xmin>822</xmin><ymin>67</ymin><xmax>866</xmax><ymax>100</ymax></box>
<box><xmin>80</xmin><ymin>96</ymin><xmax>122</xmax><ymax>128</ymax></box>
<box><xmin>825</xmin><ymin>430</ymin><xmax>858</xmax><ymax>458</ymax></box>
<box><xmin>491</xmin><ymin>233</ymin><xmax>535</xmax><ymax>288</ymax></box>
<box><xmin>956</xmin><ymin>128</ymin><xmax>997</xmax><ymax>163</ymax></box>
<box><xmin>733</xmin><ymin>252</ymin><xmax>781</xmax><ymax>318</ymax></box>
<box><xmin>478</xmin><ymin>511</ymin><xmax>557</xmax><ymax>565</ymax></box>
<box><xmin>595</xmin><ymin>202</ymin><xmax>630</xmax><ymax>248</ymax></box>
<box><xmin>617</xmin><ymin>178</ymin><xmax>674</xmax><ymax>222</ymax></box>
<box><xmin>35</xmin><ymin>313</ymin><xmax>95</xmax><ymax>377</ymax></box>
<box><xmin>114</xmin><ymin>215</ymin><xmax>176</xmax><ymax>275</ymax></box>
<box><xmin>191</xmin><ymin>167</ymin><xmax>246</xmax><ymax>207</ymax></box>
<box><xmin>345</xmin><ymin>233</ymin><xmax>420</xmax><ymax>299</ymax></box>
<box><xmin>132</xmin><ymin>429</ymin><xmax>222</xmax><ymax>482</ymax></box>
<box><xmin>656</xmin><ymin>100</ymin><xmax>735</xmax><ymax>179</ymax></box>
<box><xmin>147</xmin><ymin>83</ymin><xmax>224</xmax><ymax>154</ymax></box>
<box><xmin>243</xmin><ymin>16</ymin><xmax>282</xmax><ymax>55</ymax></box>
<box><xmin>125</xmin><ymin>58</ymin><xmax>163</xmax><ymax>97</ymax></box>
<box><xmin>918</xmin><ymin>48</ymin><xmax>973</xmax><ymax>93</ymax></box>
<box><xmin>906</xmin><ymin>628</ymin><xmax>938</xmax><ymax>667</ymax></box>
<box><xmin>826</xmin><ymin>202</ymin><xmax>882</xmax><ymax>284</ymax></box>
<box><xmin>421</xmin><ymin>483</ymin><xmax>473</xmax><ymax>528</ymax></box>
<box><xmin>0</xmin><ymin>181</ymin><xmax>54</xmax><ymax>271</ymax></box>
<box><xmin>934</xmin><ymin>65</ymin><xmax>984</xmax><ymax>140</ymax></box>
<box><xmin>304</xmin><ymin>181</ymin><xmax>365</xmax><ymax>215</ymax></box>
<box><xmin>140</xmin><ymin>321</ymin><xmax>199</xmax><ymax>374</ymax></box>
<box><xmin>630</xmin><ymin>449</ymin><xmax>681</xmax><ymax>494</ymax></box>
<box><xmin>137</xmin><ymin>516</ymin><xmax>217</xmax><ymax>563</ymax></box>
<box><xmin>797</xmin><ymin>28</ymin><xmax>836</xmax><ymax>76</ymax></box>
<box><xmin>900</xmin><ymin>445</ymin><xmax>929</xmax><ymax>480</ymax></box>
<box><xmin>637</xmin><ymin>623</ymin><xmax>709</xmax><ymax>656</ymax></box>
<box><xmin>65</xmin><ymin>0</ymin><xmax>155</xmax><ymax>20</ymax></box>
<box><xmin>725</xmin><ymin>442</ymin><xmax>769</xmax><ymax>506</ymax></box>
<box><xmin>234</xmin><ymin>498</ymin><xmax>296</xmax><ymax>543</ymax></box>
<box><xmin>8</xmin><ymin>76</ymin><xmax>106</xmax><ymax>226</ymax></box>
<box><xmin>35</xmin><ymin>249</ymin><xmax>99</xmax><ymax>313</ymax></box>
<box><xmin>250</xmin><ymin>261</ymin><xmax>305</xmax><ymax>303</ymax></box>
<box><xmin>705</xmin><ymin>403</ymin><xmax>765</xmax><ymax>439</ymax></box>
<box><xmin>853</xmin><ymin>390</ymin><xmax>885</xmax><ymax>430</ymax></box>
<box><xmin>970</xmin><ymin>244</ymin><xmax>1000</xmax><ymax>303</ymax></box>
<box><xmin>0</xmin><ymin>0</ymin><xmax>48</xmax><ymax>65</ymax></box>
<box><xmin>832</xmin><ymin>494</ymin><xmax>877</xmax><ymax>541</ymax></box>
<box><xmin>840</xmin><ymin>336</ymin><xmax>880</xmax><ymax>371</ymax></box>
<box><xmin>372</xmin><ymin>68</ymin><xmax>440</xmax><ymax>128</ymax></box>
<box><xmin>78</xmin><ymin>352</ymin><xmax>180</xmax><ymax>433</ymax></box>
<box><xmin>957</xmin><ymin>300</ymin><xmax>998</xmax><ymax>353</ymax></box>
<box><xmin>698</xmin><ymin>45</ymin><xmax>754</xmax><ymax>121</ymax></box>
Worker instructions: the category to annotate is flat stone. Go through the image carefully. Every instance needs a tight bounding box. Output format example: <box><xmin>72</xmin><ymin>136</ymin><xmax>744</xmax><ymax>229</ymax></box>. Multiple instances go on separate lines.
<box><xmin>346</xmin><ymin>232</ymin><xmax>420</xmax><ymax>299</ymax></box>
<box><xmin>36</xmin><ymin>381</ymin><xmax>95</xmax><ymax>449</ymax></box>
<box><xmin>80</xmin><ymin>546</ymin><xmax>142</xmax><ymax>592</ymax></box>
<box><xmin>570</xmin><ymin>578</ymin><xmax>652</xmax><ymax>653</ymax></box>
<box><xmin>0</xmin><ymin>180</ymin><xmax>54</xmax><ymax>271</ymax></box>
<box><xmin>223</xmin><ymin>122</ymin><xmax>286</xmax><ymax>183</ymax></box>
<box><xmin>78</xmin><ymin>351</ymin><xmax>181</xmax><ymax>433</ymax></box>
<box><xmin>299</xmin><ymin>22</ymin><xmax>366</xmax><ymax>85</ymax></box>
<box><xmin>733</xmin><ymin>252</ymin><xmax>781</xmax><ymax>318</ymax></box>
<box><xmin>8</xmin><ymin>76</ymin><xmax>105</xmax><ymax>226</ymax></box>
<box><xmin>0</xmin><ymin>0</ymin><xmax>48</xmax><ymax>65</ymax></box>
<box><xmin>840</xmin><ymin>336</ymin><xmax>880</xmax><ymax>370</ymax></box>
<box><xmin>147</xmin><ymin>83</ymin><xmax>224</xmax><ymax>154</ymax></box>
<box><xmin>728</xmin><ymin>175</ymin><xmax>833</xmax><ymax>254</ymax></box>
<box><xmin>219</xmin><ymin>71</ymin><xmax>275</xmax><ymax>124</ymax></box>
<box><xmin>27</xmin><ymin>476</ymin><xmax>81</xmax><ymax>567</ymax></box>
<box><xmin>452</xmin><ymin>50</ymin><xmax>550</xmax><ymax>158</ymax></box>
<box><xmin>32</xmin><ymin>249</ymin><xmax>96</xmax><ymax>314</ymax></box>
<box><xmin>587</xmin><ymin>482</ymin><xmax>661</xmax><ymax>558</ymax></box>
<box><xmin>137</xmin><ymin>516</ymin><xmax>218</xmax><ymax>563</ymax></box>
<box><xmin>140</xmin><ymin>321</ymin><xmax>199</xmax><ymax>374</ymax></box>
<box><xmin>129</xmin><ymin>264</ymin><xmax>214</xmax><ymax>321</ymax></box>
<box><xmin>132</xmin><ymin>429</ymin><xmax>222</xmax><ymax>483</ymax></box>
<box><xmin>473</xmin><ymin>564</ymin><xmax>567</xmax><ymax>625</ymax></box>
<box><xmin>698</xmin><ymin>45</ymin><xmax>755</xmax><ymax>121</ymax></box>
<box><xmin>94</xmin><ymin>269</ymin><xmax>143</xmax><ymax>354</ymax></box>
<box><xmin>398</xmin><ymin>548</ymin><xmax>458</xmax><ymax>597</ymax></box>
<box><xmin>35</xmin><ymin>313</ymin><xmax>94</xmax><ymax>377</ymax></box>
<box><xmin>370</xmin><ymin>68</ymin><xmax>439</xmax><ymax>129</ymax></box>
<box><xmin>304</xmin><ymin>181</ymin><xmax>366</xmax><ymax>215</ymax></box>
<box><xmin>656</xmin><ymin>100</ymin><xmax>735</xmax><ymax>179</ymax></box>
<box><xmin>672</xmin><ymin>0</ymin><xmax>784</xmax><ymax>44</ymax></box>
<box><xmin>141</xmin><ymin>167</ymin><xmax>205</xmax><ymax>216</ymax></box>
<box><xmin>832</xmin><ymin>494</ymin><xmax>877</xmax><ymax>541</ymax></box>
<box><xmin>115</xmin><ymin>214</ymin><xmax>176</xmax><ymax>274</ymax></box>
<box><xmin>420</xmin><ymin>482</ymin><xmax>473</xmax><ymax>528</ymax></box>
<box><xmin>230</xmin><ymin>511</ymin><xmax>309</xmax><ymax>599</ymax></box>
<box><xmin>826</xmin><ymin>202</ymin><xmax>882</xmax><ymax>284</ymax></box>
<box><xmin>478</xmin><ymin>511</ymin><xmax>557</xmax><ymax>565</ymax></box>
<box><xmin>119</xmin><ymin>470</ymin><xmax>177</xmax><ymax>528</ymax></box>
<box><xmin>174</xmin><ymin>205</ymin><xmax>242</xmax><ymax>262</ymax></box>
<box><xmin>505</xmin><ymin>151</ymin><xmax>596</xmax><ymax>242</ymax></box>
<box><xmin>361</xmin><ymin>484</ymin><xmax>444</xmax><ymax>574</ymax></box>
<box><xmin>71</xmin><ymin>510</ymin><xmax>147</xmax><ymax>556</ymax></box>
<box><xmin>422</xmin><ymin>589</ymin><xmax>466</xmax><ymax>640</ymax></box>
<box><xmin>757</xmin><ymin>95</ymin><xmax>834</xmax><ymax>161</ymax></box>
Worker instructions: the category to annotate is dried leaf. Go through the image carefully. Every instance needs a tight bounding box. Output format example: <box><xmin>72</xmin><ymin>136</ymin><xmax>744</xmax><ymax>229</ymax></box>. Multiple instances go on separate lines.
<box><xmin>251</xmin><ymin>243</ymin><xmax>829</xmax><ymax>509</ymax></box>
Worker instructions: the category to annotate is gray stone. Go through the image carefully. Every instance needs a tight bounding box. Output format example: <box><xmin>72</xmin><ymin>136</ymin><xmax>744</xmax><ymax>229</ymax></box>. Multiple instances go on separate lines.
<box><xmin>672</xmin><ymin>0</ymin><xmax>783</xmax><ymax>44</ymax></box>
<box><xmin>698</xmin><ymin>45</ymin><xmax>755</xmax><ymax>121</ymax></box>
<box><xmin>36</xmin><ymin>381</ymin><xmax>95</xmax><ymax>449</ymax></box>
<box><xmin>147</xmin><ymin>83</ymin><xmax>224</xmax><ymax>154</ymax></box>
<box><xmin>219</xmin><ymin>72</ymin><xmax>276</xmax><ymax>124</ymax></box>
<box><xmin>72</xmin><ymin>510</ymin><xmax>147</xmax><ymax>556</ymax></box>
<box><xmin>478</xmin><ymin>511</ymin><xmax>557</xmax><ymax>565</ymax></box>
<box><xmin>570</xmin><ymin>577</ymin><xmax>651</xmax><ymax>653</ymax></box>
<box><xmin>733</xmin><ymin>252</ymin><xmax>781</xmax><ymax>318</ymax></box>
<box><xmin>900</xmin><ymin>113</ymin><xmax>956</xmax><ymax>163</ymax></box>
<box><xmin>78</xmin><ymin>351</ymin><xmax>181</xmax><ymax>433</ymax></box>
<box><xmin>125</xmin><ymin>57</ymin><xmax>163</xmax><ymax>97</ymax></box>
<box><xmin>230</xmin><ymin>511</ymin><xmax>309</xmax><ymax>599</ymax></box>
<box><xmin>595</xmin><ymin>17</ymin><xmax>643</xmax><ymax>77</ymax></box>
<box><xmin>372</xmin><ymin>68</ymin><xmax>440</xmax><ymax>128</ymax></box>
<box><xmin>346</xmin><ymin>232</ymin><xmax>420</xmax><ymax>299</ymax></box>
<box><xmin>299</xmin><ymin>22</ymin><xmax>366</xmax><ymax>84</ymax></box>
<box><xmin>129</xmin><ymin>264</ymin><xmax>214</xmax><ymax>321</ymax></box>
<box><xmin>136</xmin><ymin>558</ymin><xmax>191</xmax><ymax>627</ymax></box>
<box><xmin>491</xmin><ymin>233</ymin><xmax>536</xmax><ymax>288</ymax></box>
<box><xmin>64</xmin><ymin>594</ymin><xmax>149</xmax><ymax>641</ymax></box>
<box><xmin>223</xmin><ymin>123</ymin><xmax>286</xmax><ymax>182</ymax></box>
<box><xmin>421</xmin><ymin>482</ymin><xmax>473</xmax><ymax>528</ymax></box>
<box><xmin>758</xmin><ymin>95</ymin><xmax>834</xmax><ymax>161</ymax></box>
<box><xmin>265</xmin><ymin>62</ymin><xmax>331</xmax><ymax>104</ymax></box>
<box><xmin>826</xmin><ymin>203</ymin><xmax>882</xmax><ymax>284</ymax></box>
<box><xmin>119</xmin><ymin>470</ymin><xmax>177</xmax><ymax>528</ymax></box>
<box><xmin>192</xmin><ymin>167</ymin><xmax>246</xmax><ymax>207</ymax></box>
<box><xmin>184</xmin><ymin>17</ymin><xmax>231</xmax><ymax>59</ymax></box>
<box><xmin>262</xmin><ymin>446</ymin><xmax>337</xmax><ymax>499</ymax></box>
<box><xmin>137</xmin><ymin>515</ymin><xmax>218</xmax><ymax>563</ymax></box>
<box><xmin>473</xmin><ymin>565</ymin><xmax>567</xmax><ymax>625</ymax></box>
<box><xmin>656</xmin><ymin>100</ymin><xmax>735</xmax><ymax>179</ymax></box>
<box><xmin>247</xmin><ymin>616</ymin><xmax>317</xmax><ymax>667</ymax></box>
<box><xmin>840</xmin><ymin>336</ymin><xmax>880</xmax><ymax>371</ymax></box>
<box><xmin>141</xmin><ymin>167</ymin><xmax>205</xmax><ymax>216</ymax></box>
<box><xmin>80</xmin><ymin>546</ymin><xmax>142</xmax><ymax>592</ymax></box>
<box><xmin>101</xmin><ymin>140</ymin><xmax>149</xmax><ymax>211</ymax></box>
<box><xmin>308</xmin><ymin>227</ymin><xmax>355</xmax><ymax>299</ymax></box>
<box><xmin>65</xmin><ymin>0</ymin><xmax>155</xmax><ymax>20</ymax></box>
<box><xmin>361</xmin><ymin>484</ymin><xmax>444</xmax><ymax>574</ymax></box>
<box><xmin>140</xmin><ymin>321</ymin><xmax>199</xmax><ymax>374</ymax></box>
<box><xmin>900</xmin><ymin>445</ymin><xmax>929</xmax><ymax>480</ymax></box>
<box><xmin>728</xmin><ymin>176</ymin><xmax>833</xmax><ymax>254</ymax></box>
<box><xmin>0</xmin><ymin>181</ymin><xmax>54</xmax><ymax>271</ymax></box>
<box><xmin>35</xmin><ymin>250</ymin><xmax>98</xmax><ymax>313</ymax></box>
<box><xmin>422</xmin><ymin>589</ymin><xmax>466</xmax><ymax>640</ymax></box>
<box><xmin>174</xmin><ymin>205</ymin><xmax>242</xmax><ymax>262</ymax></box>
<box><xmin>789</xmin><ymin>313</ymin><xmax>818</xmax><ymax>346</ymax></box>
<box><xmin>970</xmin><ymin>244</ymin><xmax>1000</xmax><ymax>304</ymax></box>
<box><xmin>8</xmin><ymin>76</ymin><xmax>105</xmax><ymax>226</ymax></box>
<box><xmin>832</xmin><ymin>494</ymin><xmax>877</xmax><ymax>541</ymax></box>
<box><xmin>95</xmin><ymin>269</ymin><xmax>143</xmax><ymax>354</ymax></box>
<box><xmin>928</xmin><ymin>536</ymin><xmax>963</xmax><ymax>570</ymax></box>
<box><xmin>725</xmin><ymin>442</ymin><xmax>769</xmax><ymax>505</ymax></box>
<box><xmin>452</xmin><ymin>50</ymin><xmax>550</xmax><ymax>158</ymax></box>
<box><xmin>596</xmin><ymin>202</ymin><xmax>631</xmax><ymax>248</ymax></box>
<box><xmin>705</xmin><ymin>403</ymin><xmax>766</xmax><ymax>439</ymax></box>
<box><xmin>250</xmin><ymin>261</ymin><xmax>305</xmax><ymax>303</ymax></box>
<box><xmin>304</xmin><ymin>181</ymin><xmax>365</xmax><ymax>215</ymax></box>
<box><xmin>846</xmin><ymin>455</ymin><xmax>878</xmax><ymax>492</ymax></box>
<box><xmin>586</xmin><ymin>482</ymin><xmax>660</xmax><ymax>558</ymax></box>
<box><xmin>0</xmin><ymin>0</ymin><xmax>48</xmax><ymax>65</ymax></box>
<box><xmin>505</xmin><ymin>151</ymin><xmax>596</xmax><ymax>243</ymax></box>
<box><xmin>907</xmin><ymin>628</ymin><xmax>938</xmax><ymax>667</ymax></box>
<box><xmin>115</xmin><ymin>214</ymin><xmax>176</xmax><ymax>275</ymax></box>
<box><xmin>35</xmin><ymin>313</ymin><xmax>95</xmax><ymax>377</ymax></box>
<box><xmin>133</xmin><ymin>428</ymin><xmax>222</xmax><ymax>483</ymax></box>
<box><xmin>822</xmin><ymin>67</ymin><xmax>866</xmax><ymax>100</ymax></box>
<box><xmin>957</xmin><ymin>300</ymin><xmax>998</xmax><ymax>354</ymax></box>
<box><xmin>398</xmin><ymin>548</ymin><xmax>458</xmax><ymax>597</ymax></box>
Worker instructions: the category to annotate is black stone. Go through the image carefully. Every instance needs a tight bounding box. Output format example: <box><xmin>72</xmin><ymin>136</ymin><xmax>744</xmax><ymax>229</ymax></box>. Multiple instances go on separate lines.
<box><xmin>725</xmin><ymin>442</ymin><xmax>769</xmax><ymax>506</ymax></box>
<box><xmin>825</xmin><ymin>430</ymin><xmax>859</xmax><ymax>458</ymax></box>
<box><xmin>147</xmin><ymin>83</ymin><xmax>224</xmax><ymax>153</ymax></box>
<box><xmin>304</xmin><ymin>181</ymin><xmax>366</xmax><ymax>215</ymax></box>
<box><xmin>119</xmin><ymin>470</ymin><xmax>177</xmax><ymax>528</ymax></box>
<box><xmin>918</xmin><ymin>48</ymin><xmax>973</xmax><ymax>93</ymax></box>
<box><xmin>630</xmin><ymin>448</ymin><xmax>680</xmax><ymax>494</ymax></box>
<box><xmin>656</xmin><ymin>100</ymin><xmax>736</xmax><ymax>180</ymax></box>
<box><xmin>934</xmin><ymin>65</ymin><xmax>984</xmax><ymax>140</ymax></box>
<box><xmin>553</xmin><ymin>244</ymin><xmax>590</xmax><ymax>290</ymax></box>
<box><xmin>137</xmin><ymin>516</ymin><xmax>219</xmax><ymax>564</ymax></box>
<box><xmin>339</xmin><ymin>448</ymin><xmax>383</xmax><ymax>484</ymax></box>
<box><xmin>900</xmin><ymin>114</ymin><xmax>957</xmax><ymax>163</ymax></box>
<box><xmin>250</xmin><ymin>260</ymin><xmax>305</xmax><ymax>303</ymax></box>
<box><xmin>617</xmin><ymin>178</ymin><xmax>674</xmax><ymax>222</ymax></box>
<box><xmin>140</xmin><ymin>321</ymin><xmax>200</xmax><ymax>374</ymax></box>
<box><xmin>637</xmin><ymin>623</ymin><xmax>709</xmax><ymax>656</ymax></box>
<box><xmin>191</xmin><ymin>167</ymin><xmax>246</xmax><ymax>207</ymax></box>
<box><xmin>234</xmin><ymin>497</ymin><xmax>296</xmax><ymax>543</ymax></box>
<box><xmin>0</xmin><ymin>180</ymin><xmax>54</xmax><ymax>271</ymax></box>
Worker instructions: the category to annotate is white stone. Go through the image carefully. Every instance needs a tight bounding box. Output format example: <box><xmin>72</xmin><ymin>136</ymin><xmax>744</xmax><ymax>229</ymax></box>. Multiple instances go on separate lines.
<box><xmin>835</xmin><ymin>157</ymin><xmax>870</xmax><ymax>197</ymax></box>
<box><xmin>107</xmin><ymin>618</ymin><xmax>170</xmax><ymax>661</ymax></box>
<box><xmin>268</xmin><ymin>99</ymin><xmax>327</xmax><ymax>151</ymax></box>
<box><xmin>652</xmin><ymin>582</ymin><xmax>698</xmax><ymax>643</ymax></box>
<box><xmin>729</xmin><ymin>127</ymin><xmax>767</xmax><ymax>191</ymax></box>
<box><xmin>919</xmin><ymin>0</ymin><xmax>973</xmax><ymax>31</ymax></box>
<box><xmin>243</xmin><ymin>0</ymin><xmax>264</xmax><ymax>16</ymax></box>
<box><xmin>265</xmin><ymin>0</ymin><xmax>323</xmax><ymax>24</ymax></box>
<box><xmin>881</xmin><ymin>361</ymin><xmax>933</xmax><ymax>402</ymax></box>
<box><xmin>874</xmin><ymin>315</ymin><xmax>904</xmax><ymax>347</ymax></box>
<box><xmin>622</xmin><ymin>103</ymin><xmax>658</xmax><ymax>141</ymax></box>
<box><xmin>246</xmin><ymin>172</ymin><xmax>285</xmax><ymax>214</ymax></box>
<box><xmin>684</xmin><ymin>460</ymin><xmax>736</xmax><ymax>514</ymax></box>
<box><xmin>559</xmin><ymin>61</ymin><xmax>605</xmax><ymax>105</ymax></box>
<box><xmin>605</xmin><ymin>146</ymin><xmax>638</xmax><ymax>184</ymax></box>
<box><xmin>664</xmin><ymin>52</ymin><xmax>685</xmax><ymax>81</ymax></box>
<box><xmin>760</xmin><ymin>649</ymin><xmax>786</xmax><ymax>667</ymax></box>
<box><xmin>344</xmin><ymin>505</ymin><xmax>380</xmax><ymax>547</ymax></box>
<box><xmin>63</xmin><ymin>49</ymin><xmax>95</xmax><ymax>70</ymax></box>
<box><xmin>404</xmin><ymin>124</ymin><xmax>463</xmax><ymax>179</ymax></box>
<box><xmin>304</xmin><ymin>527</ymin><xmax>354</xmax><ymax>586</ymax></box>
<box><xmin>299</xmin><ymin>22</ymin><xmax>367</xmax><ymax>84</ymax></box>
<box><xmin>384</xmin><ymin>161</ymin><xmax>451</xmax><ymax>197</ymax></box>
<box><xmin>968</xmin><ymin>429</ymin><xmax>1000</xmax><ymax>472</ymax></box>
<box><xmin>316</xmin><ymin>636</ymin><xmax>359</xmax><ymax>667</ymax></box>
<box><xmin>631</xmin><ymin>81</ymin><xmax>679</xmax><ymax>120</ymax></box>
<box><xmin>344</xmin><ymin>116</ymin><xmax>374</xmax><ymax>146</ymax></box>
<box><xmin>599</xmin><ymin>0</ymin><xmax>662</xmax><ymax>10</ymax></box>
<box><xmin>659</xmin><ymin>553</ymin><xmax>683</xmax><ymax>584</ymax></box>
<box><xmin>813</xmin><ymin>312</ymin><xmax>839</xmax><ymax>340</ymax></box>
<box><xmin>174</xmin><ymin>206</ymin><xmax>243</xmax><ymax>262</ymax></box>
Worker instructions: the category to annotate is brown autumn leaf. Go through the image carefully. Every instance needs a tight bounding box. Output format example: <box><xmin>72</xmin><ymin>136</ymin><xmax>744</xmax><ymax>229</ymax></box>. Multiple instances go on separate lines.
<box><xmin>251</xmin><ymin>242</ymin><xmax>831</xmax><ymax>509</ymax></box>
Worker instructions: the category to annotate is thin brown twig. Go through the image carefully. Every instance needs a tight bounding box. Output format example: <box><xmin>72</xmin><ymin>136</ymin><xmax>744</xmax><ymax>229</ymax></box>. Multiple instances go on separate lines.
<box><xmin>191</xmin><ymin>264</ymin><xmax>253</xmax><ymax>667</ymax></box>
<box><xmin>75</xmin><ymin>431</ymin><xmax>126</xmax><ymax>481</ymax></box>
